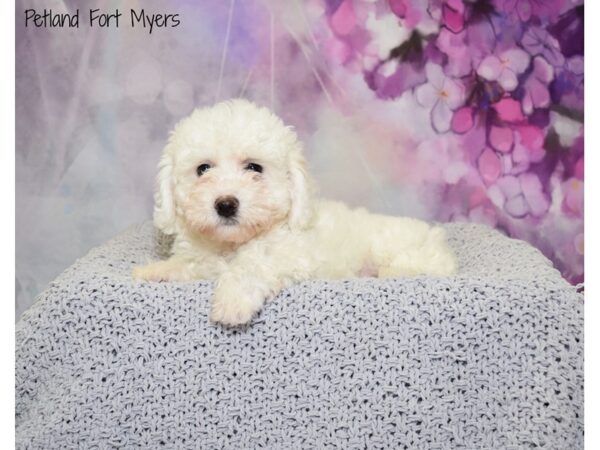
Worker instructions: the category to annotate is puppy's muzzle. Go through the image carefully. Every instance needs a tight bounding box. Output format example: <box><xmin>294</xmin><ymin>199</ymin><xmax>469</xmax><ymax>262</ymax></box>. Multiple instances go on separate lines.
<box><xmin>215</xmin><ymin>196</ymin><xmax>239</xmax><ymax>218</ymax></box>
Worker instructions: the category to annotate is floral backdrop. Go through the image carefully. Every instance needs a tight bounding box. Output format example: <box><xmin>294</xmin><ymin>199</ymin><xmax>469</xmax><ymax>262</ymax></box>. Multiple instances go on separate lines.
<box><xmin>16</xmin><ymin>0</ymin><xmax>583</xmax><ymax>317</ymax></box>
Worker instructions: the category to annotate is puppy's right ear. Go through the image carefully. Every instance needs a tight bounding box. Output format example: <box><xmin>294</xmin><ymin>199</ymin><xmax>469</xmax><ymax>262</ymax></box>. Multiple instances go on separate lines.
<box><xmin>153</xmin><ymin>141</ymin><xmax>177</xmax><ymax>235</ymax></box>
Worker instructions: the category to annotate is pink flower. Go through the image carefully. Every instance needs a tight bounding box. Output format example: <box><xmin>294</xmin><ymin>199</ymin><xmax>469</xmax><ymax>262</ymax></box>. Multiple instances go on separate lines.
<box><xmin>522</xmin><ymin>57</ymin><xmax>554</xmax><ymax>115</ymax></box>
<box><xmin>436</xmin><ymin>28</ymin><xmax>472</xmax><ymax>77</ymax></box>
<box><xmin>415</xmin><ymin>63</ymin><xmax>465</xmax><ymax>133</ymax></box>
<box><xmin>489</xmin><ymin>126</ymin><xmax>514</xmax><ymax>153</ymax></box>
<box><xmin>488</xmin><ymin>124</ymin><xmax>544</xmax><ymax>172</ymax></box>
<box><xmin>442</xmin><ymin>0</ymin><xmax>465</xmax><ymax>33</ymax></box>
<box><xmin>387</xmin><ymin>0</ymin><xmax>436</xmax><ymax>30</ymax></box>
<box><xmin>478</xmin><ymin>147</ymin><xmax>502</xmax><ymax>185</ymax></box>
<box><xmin>388</xmin><ymin>0</ymin><xmax>408</xmax><ymax>18</ymax></box>
<box><xmin>451</xmin><ymin>106</ymin><xmax>475</xmax><ymax>134</ymax></box>
<box><xmin>574</xmin><ymin>156</ymin><xmax>584</xmax><ymax>180</ymax></box>
<box><xmin>516</xmin><ymin>125</ymin><xmax>544</xmax><ymax>156</ymax></box>
<box><xmin>510</xmin><ymin>128</ymin><xmax>545</xmax><ymax>173</ymax></box>
<box><xmin>329</xmin><ymin>0</ymin><xmax>356</xmax><ymax>36</ymax></box>
<box><xmin>562</xmin><ymin>177</ymin><xmax>584</xmax><ymax>216</ymax></box>
<box><xmin>493</xmin><ymin>98</ymin><xmax>525</xmax><ymax>122</ymax></box>
<box><xmin>477</xmin><ymin>49</ymin><xmax>531</xmax><ymax>91</ymax></box>
<box><xmin>315</xmin><ymin>0</ymin><xmax>583</xmax><ymax>283</ymax></box>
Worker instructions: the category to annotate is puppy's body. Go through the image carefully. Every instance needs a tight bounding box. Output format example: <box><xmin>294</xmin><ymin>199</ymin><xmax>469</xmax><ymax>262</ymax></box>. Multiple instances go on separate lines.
<box><xmin>134</xmin><ymin>99</ymin><xmax>456</xmax><ymax>325</ymax></box>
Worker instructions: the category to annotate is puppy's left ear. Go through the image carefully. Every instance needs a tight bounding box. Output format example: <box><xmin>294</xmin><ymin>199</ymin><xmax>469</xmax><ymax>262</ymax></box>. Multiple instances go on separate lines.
<box><xmin>153</xmin><ymin>141</ymin><xmax>177</xmax><ymax>235</ymax></box>
<box><xmin>287</xmin><ymin>142</ymin><xmax>314</xmax><ymax>230</ymax></box>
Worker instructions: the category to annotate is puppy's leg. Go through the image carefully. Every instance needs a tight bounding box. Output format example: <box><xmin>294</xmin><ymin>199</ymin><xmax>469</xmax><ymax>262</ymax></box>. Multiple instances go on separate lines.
<box><xmin>210</xmin><ymin>239</ymin><xmax>313</xmax><ymax>326</ymax></box>
<box><xmin>132</xmin><ymin>256</ymin><xmax>205</xmax><ymax>282</ymax></box>
<box><xmin>375</xmin><ymin>225</ymin><xmax>457</xmax><ymax>277</ymax></box>
<box><xmin>210</xmin><ymin>270</ymin><xmax>275</xmax><ymax>326</ymax></box>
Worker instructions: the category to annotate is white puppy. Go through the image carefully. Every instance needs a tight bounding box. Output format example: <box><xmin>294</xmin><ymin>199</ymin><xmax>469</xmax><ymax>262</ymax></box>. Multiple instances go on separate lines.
<box><xmin>133</xmin><ymin>99</ymin><xmax>457</xmax><ymax>326</ymax></box>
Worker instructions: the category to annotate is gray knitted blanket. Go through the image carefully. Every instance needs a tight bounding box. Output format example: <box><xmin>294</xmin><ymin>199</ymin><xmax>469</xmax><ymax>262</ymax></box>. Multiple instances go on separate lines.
<box><xmin>16</xmin><ymin>222</ymin><xmax>583</xmax><ymax>449</ymax></box>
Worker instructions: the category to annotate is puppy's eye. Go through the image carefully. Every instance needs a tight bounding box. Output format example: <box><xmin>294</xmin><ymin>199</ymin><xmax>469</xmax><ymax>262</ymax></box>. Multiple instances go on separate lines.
<box><xmin>196</xmin><ymin>163</ymin><xmax>211</xmax><ymax>176</ymax></box>
<box><xmin>245</xmin><ymin>163</ymin><xmax>263</xmax><ymax>173</ymax></box>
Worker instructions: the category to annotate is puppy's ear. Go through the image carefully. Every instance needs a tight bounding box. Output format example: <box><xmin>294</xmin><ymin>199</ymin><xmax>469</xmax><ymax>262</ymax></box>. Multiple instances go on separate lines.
<box><xmin>153</xmin><ymin>141</ymin><xmax>177</xmax><ymax>235</ymax></box>
<box><xmin>288</xmin><ymin>143</ymin><xmax>314</xmax><ymax>230</ymax></box>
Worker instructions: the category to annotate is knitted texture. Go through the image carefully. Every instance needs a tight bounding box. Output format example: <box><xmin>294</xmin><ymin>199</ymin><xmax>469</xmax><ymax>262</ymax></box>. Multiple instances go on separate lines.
<box><xmin>16</xmin><ymin>222</ymin><xmax>583</xmax><ymax>449</ymax></box>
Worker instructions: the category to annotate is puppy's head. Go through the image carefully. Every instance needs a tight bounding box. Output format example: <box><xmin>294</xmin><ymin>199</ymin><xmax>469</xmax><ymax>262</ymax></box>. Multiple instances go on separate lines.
<box><xmin>154</xmin><ymin>99</ymin><xmax>313</xmax><ymax>244</ymax></box>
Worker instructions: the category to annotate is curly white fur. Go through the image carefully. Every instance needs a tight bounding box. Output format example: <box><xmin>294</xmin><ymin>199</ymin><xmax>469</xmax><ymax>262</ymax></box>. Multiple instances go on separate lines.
<box><xmin>133</xmin><ymin>99</ymin><xmax>457</xmax><ymax>326</ymax></box>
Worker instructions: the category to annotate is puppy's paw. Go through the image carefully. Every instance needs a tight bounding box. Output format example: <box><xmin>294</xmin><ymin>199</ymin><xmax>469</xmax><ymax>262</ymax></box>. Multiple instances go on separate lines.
<box><xmin>132</xmin><ymin>260</ymin><xmax>185</xmax><ymax>282</ymax></box>
<box><xmin>210</xmin><ymin>277</ymin><xmax>265</xmax><ymax>326</ymax></box>
<box><xmin>210</xmin><ymin>297</ymin><xmax>258</xmax><ymax>327</ymax></box>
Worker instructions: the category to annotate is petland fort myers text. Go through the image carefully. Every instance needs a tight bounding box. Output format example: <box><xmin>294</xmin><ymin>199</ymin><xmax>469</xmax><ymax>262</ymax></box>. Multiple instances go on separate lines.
<box><xmin>24</xmin><ymin>9</ymin><xmax>181</xmax><ymax>33</ymax></box>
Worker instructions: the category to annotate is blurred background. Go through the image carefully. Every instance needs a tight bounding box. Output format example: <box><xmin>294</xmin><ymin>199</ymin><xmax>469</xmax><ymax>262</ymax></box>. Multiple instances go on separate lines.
<box><xmin>16</xmin><ymin>0</ymin><xmax>584</xmax><ymax>318</ymax></box>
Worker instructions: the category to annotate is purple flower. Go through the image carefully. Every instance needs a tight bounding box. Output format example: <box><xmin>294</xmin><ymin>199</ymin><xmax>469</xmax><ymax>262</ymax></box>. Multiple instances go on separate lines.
<box><xmin>551</xmin><ymin>55</ymin><xmax>584</xmax><ymax>110</ymax></box>
<box><xmin>364</xmin><ymin>29</ymin><xmax>439</xmax><ymax>100</ymax></box>
<box><xmin>488</xmin><ymin>173</ymin><xmax>550</xmax><ymax>218</ymax></box>
<box><xmin>547</xmin><ymin>5</ymin><xmax>584</xmax><ymax>58</ymax></box>
<box><xmin>477</xmin><ymin>48</ymin><xmax>531</xmax><ymax>91</ymax></box>
<box><xmin>415</xmin><ymin>63</ymin><xmax>466</xmax><ymax>132</ymax></box>
<box><xmin>522</xmin><ymin>26</ymin><xmax>564</xmax><ymax>67</ymax></box>
<box><xmin>366</xmin><ymin>60</ymin><xmax>427</xmax><ymax>100</ymax></box>
<box><xmin>519</xmin><ymin>173</ymin><xmax>551</xmax><ymax>217</ymax></box>
<box><xmin>522</xmin><ymin>57</ymin><xmax>554</xmax><ymax>115</ymax></box>
<box><xmin>466</xmin><ymin>17</ymin><xmax>497</xmax><ymax>58</ymax></box>
<box><xmin>435</xmin><ymin>18</ymin><xmax>497</xmax><ymax>77</ymax></box>
<box><xmin>314</xmin><ymin>0</ymin><xmax>584</xmax><ymax>283</ymax></box>
<box><xmin>493</xmin><ymin>0</ymin><xmax>566</xmax><ymax>22</ymax></box>
<box><xmin>325</xmin><ymin>0</ymin><xmax>345</xmax><ymax>15</ymax></box>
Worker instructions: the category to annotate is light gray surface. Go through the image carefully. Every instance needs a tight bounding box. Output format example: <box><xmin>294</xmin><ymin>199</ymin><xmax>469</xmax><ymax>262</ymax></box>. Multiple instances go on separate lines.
<box><xmin>16</xmin><ymin>222</ymin><xmax>583</xmax><ymax>449</ymax></box>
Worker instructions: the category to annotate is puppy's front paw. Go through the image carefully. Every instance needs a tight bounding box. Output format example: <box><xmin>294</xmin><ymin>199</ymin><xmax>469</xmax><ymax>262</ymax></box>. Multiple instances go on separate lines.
<box><xmin>210</xmin><ymin>277</ymin><xmax>265</xmax><ymax>326</ymax></box>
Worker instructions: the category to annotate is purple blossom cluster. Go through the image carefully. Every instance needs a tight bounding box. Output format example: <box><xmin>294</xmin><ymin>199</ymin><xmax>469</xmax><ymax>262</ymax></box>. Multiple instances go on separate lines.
<box><xmin>318</xmin><ymin>0</ymin><xmax>584</xmax><ymax>283</ymax></box>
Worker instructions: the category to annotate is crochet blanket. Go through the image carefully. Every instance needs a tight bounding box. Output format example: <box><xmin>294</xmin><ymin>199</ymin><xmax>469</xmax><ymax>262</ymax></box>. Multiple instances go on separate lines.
<box><xmin>16</xmin><ymin>222</ymin><xmax>583</xmax><ymax>449</ymax></box>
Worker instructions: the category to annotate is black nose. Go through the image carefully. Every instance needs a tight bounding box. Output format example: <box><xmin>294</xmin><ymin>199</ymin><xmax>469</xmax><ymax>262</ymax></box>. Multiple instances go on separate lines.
<box><xmin>214</xmin><ymin>196</ymin><xmax>239</xmax><ymax>218</ymax></box>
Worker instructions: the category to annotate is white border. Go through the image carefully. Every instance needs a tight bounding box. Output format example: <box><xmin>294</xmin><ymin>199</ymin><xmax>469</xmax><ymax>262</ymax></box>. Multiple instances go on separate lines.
<box><xmin>585</xmin><ymin>1</ymin><xmax>597</xmax><ymax>448</ymax></box>
<box><xmin>2</xmin><ymin>0</ymin><xmax>15</xmax><ymax>446</ymax></box>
